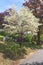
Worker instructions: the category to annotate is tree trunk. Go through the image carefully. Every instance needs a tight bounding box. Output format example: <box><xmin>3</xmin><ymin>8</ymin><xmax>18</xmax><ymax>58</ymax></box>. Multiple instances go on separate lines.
<box><xmin>37</xmin><ymin>18</ymin><xmax>43</xmax><ymax>45</ymax></box>
<box><xmin>37</xmin><ymin>25</ymin><xmax>41</xmax><ymax>45</ymax></box>
<box><xmin>37</xmin><ymin>31</ymin><xmax>40</xmax><ymax>45</ymax></box>
<box><xmin>17</xmin><ymin>32</ymin><xmax>24</xmax><ymax>48</ymax></box>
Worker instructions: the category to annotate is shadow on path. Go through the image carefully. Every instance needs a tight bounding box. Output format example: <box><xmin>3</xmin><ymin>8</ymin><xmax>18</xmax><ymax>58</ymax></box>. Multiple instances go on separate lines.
<box><xmin>20</xmin><ymin>62</ymin><xmax>43</xmax><ymax>65</ymax></box>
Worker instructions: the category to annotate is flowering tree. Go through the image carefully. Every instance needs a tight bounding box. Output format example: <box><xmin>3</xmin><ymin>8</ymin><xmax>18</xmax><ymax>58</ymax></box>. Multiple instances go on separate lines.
<box><xmin>3</xmin><ymin>7</ymin><xmax>40</xmax><ymax>47</ymax></box>
<box><xmin>3</xmin><ymin>8</ymin><xmax>20</xmax><ymax>35</ymax></box>
<box><xmin>18</xmin><ymin>7</ymin><xmax>40</xmax><ymax>35</ymax></box>
<box><xmin>4</xmin><ymin>7</ymin><xmax>40</xmax><ymax>35</ymax></box>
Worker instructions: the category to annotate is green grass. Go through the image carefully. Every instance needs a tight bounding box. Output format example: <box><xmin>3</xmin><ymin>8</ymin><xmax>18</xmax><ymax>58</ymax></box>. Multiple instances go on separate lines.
<box><xmin>0</xmin><ymin>35</ymin><xmax>4</xmax><ymax>40</ymax></box>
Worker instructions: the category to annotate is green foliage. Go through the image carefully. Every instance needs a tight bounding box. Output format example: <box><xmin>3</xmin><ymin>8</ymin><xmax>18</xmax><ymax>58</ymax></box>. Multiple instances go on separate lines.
<box><xmin>24</xmin><ymin>34</ymin><xmax>32</xmax><ymax>43</ymax></box>
<box><xmin>12</xmin><ymin>34</ymin><xmax>19</xmax><ymax>39</ymax></box>
<box><xmin>22</xmin><ymin>42</ymin><xmax>42</xmax><ymax>49</ymax></box>
<box><xmin>0</xmin><ymin>31</ymin><xmax>9</xmax><ymax>36</ymax></box>
<box><xmin>4</xmin><ymin>42</ymin><xmax>26</xmax><ymax>59</ymax></box>
<box><xmin>40</xmin><ymin>34</ymin><xmax>43</xmax><ymax>42</ymax></box>
<box><xmin>0</xmin><ymin>31</ymin><xmax>6</xmax><ymax>36</ymax></box>
<box><xmin>0</xmin><ymin>35</ymin><xmax>4</xmax><ymax>40</ymax></box>
<box><xmin>0</xmin><ymin>41</ymin><xmax>42</xmax><ymax>60</ymax></box>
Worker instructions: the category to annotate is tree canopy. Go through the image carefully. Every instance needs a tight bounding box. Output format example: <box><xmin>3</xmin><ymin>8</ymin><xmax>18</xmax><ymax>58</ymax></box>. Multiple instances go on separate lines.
<box><xmin>23</xmin><ymin>0</ymin><xmax>43</xmax><ymax>18</ymax></box>
<box><xmin>18</xmin><ymin>7</ymin><xmax>40</xmax><ymax>35</ymax></box>
<box><xmin>3</xmin><ymin>7</ymin><xmax>40</xmax><ymax>35</ymax></box>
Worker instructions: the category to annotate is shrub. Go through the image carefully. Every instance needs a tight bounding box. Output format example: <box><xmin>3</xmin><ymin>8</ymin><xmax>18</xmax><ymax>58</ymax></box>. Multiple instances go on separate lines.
<box><xmin>24</xmin><ymin>34</ymin><xmax>32</xmax><ymax>43</ymax></box>
<box><xmin>11</xmin><ymin>34</ymin><xmax>19</xmax><ymax>39</ymax></box>
<box><xmin>0</xmin><ymin>31</ymin><xmax>9</xmax><ymax>36</ymax></box>
<box><xmin>4</xmin><ymin>42</ymin><xmax>26</xmax><ymax>59</ymax></box>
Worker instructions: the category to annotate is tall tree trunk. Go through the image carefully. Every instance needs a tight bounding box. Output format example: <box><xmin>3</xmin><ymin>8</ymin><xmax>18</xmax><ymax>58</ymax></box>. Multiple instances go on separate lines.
<box><xmin>37</xmin><ymin>26</ymin><xmax>40</xmax><ymax>45</ymax></box>
<box><xmin>37</xmin><ymin>18</ymin><xmax>43</xmax><ymax>45</ymax></box>
<box><xmin>37</xmin><ymin>30</ymin><xmax>40</xmax><ymax>45</ymax></box>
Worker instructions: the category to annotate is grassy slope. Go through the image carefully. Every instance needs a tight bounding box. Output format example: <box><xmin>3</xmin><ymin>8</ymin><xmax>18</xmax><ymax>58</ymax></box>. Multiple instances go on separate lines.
<box><xmin>0</xmin><ymin>41</ymin><xmax>42</xmax><ymax>65</ymax></box>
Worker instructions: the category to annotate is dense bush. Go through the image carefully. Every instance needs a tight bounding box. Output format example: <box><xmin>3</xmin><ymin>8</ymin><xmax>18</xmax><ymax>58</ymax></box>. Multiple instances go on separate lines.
<box><xmin>10</xmin><ymin>34</ymin><xmax>19</xmax><ymax>42</ymax></box>
<box><xmin>4</xmin><ymin>42</ymin><xmax>26</xmax><ymax>59</ymax></box>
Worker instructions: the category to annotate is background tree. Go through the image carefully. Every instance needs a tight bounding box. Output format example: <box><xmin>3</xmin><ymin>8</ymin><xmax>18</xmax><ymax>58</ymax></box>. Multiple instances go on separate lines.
<box><xmin>23</xmin><ymin>0</ymin><xmax>43</xmax><ymax>44</ymax></box>
<box><xmin>0</xmin><ymin>13</ymin><xmax>5</xmax><ymax>29</ymax></box>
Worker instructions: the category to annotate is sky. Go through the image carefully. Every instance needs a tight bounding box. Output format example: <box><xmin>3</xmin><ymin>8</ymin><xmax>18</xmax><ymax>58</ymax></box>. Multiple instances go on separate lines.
<box><xmin>0</xmin><ymin>0</ymin><xmax>25</xmax><ymax>12</ymax></box>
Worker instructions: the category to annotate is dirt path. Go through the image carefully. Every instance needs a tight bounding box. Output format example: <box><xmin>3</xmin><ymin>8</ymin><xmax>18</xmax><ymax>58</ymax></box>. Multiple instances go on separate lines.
<box><xmin>19</xmin><ymin>49</ymin><xmax>43</xmax><ymax>65</ymax></box>
<box><xmin>0</xmin><ymin>50</ymin><xmax>36</xmax><ymax>65</ymax></box>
